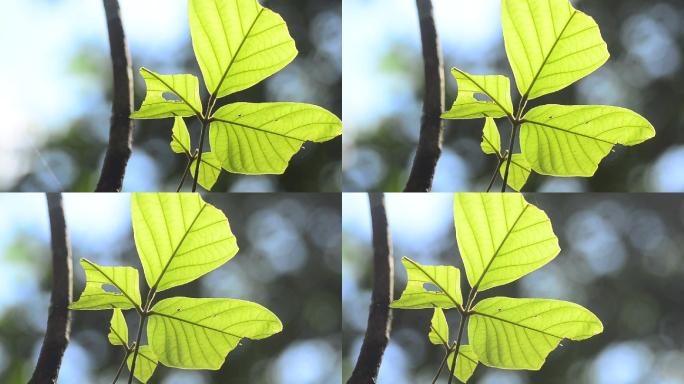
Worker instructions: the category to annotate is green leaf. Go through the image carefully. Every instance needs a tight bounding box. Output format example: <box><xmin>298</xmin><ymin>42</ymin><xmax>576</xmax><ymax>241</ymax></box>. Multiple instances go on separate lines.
<box><xmin>131</xmin><ymin>193</ymin><xmax>238</xmax><ymax>292</ymax></box>
<box><xmin>428</xmin><ymin>308</ymin><xmax>449</xmax><ymax>346</ymax></box>
<box><xmin>390</xmin><ymin>257</ymin><xmax>463</xmax><ymax>310</ymax></box>
<box><xmin>70</xmin><ymin>259</ymin><xmax>142</xmax><ymax>311</ymax></box>
<box><xmin>453</xmin><ymin>194</ymin><xmax>559</xmax><ymax>292</ymax></box>
<box><xmin>171</xmin><ymin>117</ymin><xmax>192</xmax><ymax>155</ymax></box>
<box><xmin>521</xmin><ymin>105</ymin><xmax>656</xmax><ymax>176</ymax></box>
<box><xmin>481</xmin><ymin>118</ymin><xmax>501</xmax><ymax>156</ymax></box>
<box><xmin>502</xmin><ymin>0</ymin><xmax>609</xmax><ymax>100</ymax></box>
<box><xmin>442</xmin><ymin>68</ymin><xmax>513</xmax><ymax>120</ymax></box>
<box><xmin>127</xmin><ymin>345</ymin><xmax>158</xmax><ymax>383</ymax></box>
<box><xmin>148</xmin><ymin>297</ymin><xmax>282</xmax><ymax>369</ymax></box>
<box><xmin>188</xmin><ymin>0</ymin><xmax>298</xmax><ymax>98</ymax></box>
<box><xmin>190</xmin><ymin>152</ymin><xmax>222</xmax><ymax>190</ymax></box>
<box><xmin>108</xmin><ymin>309</ymin><xmax>129</xmax><ymax>347</ymax></box>
<box><xmin>210</xmin><ymin>102</ymin><xmax>343</xmax><ymax>174</ymax></box>
<box><xmin>469</xmin><ymin>297</ymin><xmax>603</xmax><ymax>370</ymax></box>
<box><xmin>131</xmin><ymin>68</ymin><xmax>203</xmax><ymax>119</ymax></box>
<box><xmin>500</xmin><ymin>154</ymin><xmax>531</xmax><ymax>191</ymax></box>
<box><xmin>447</xmin><ymin>345</ymin><xmax>479</xmax><ymax>383</ymax></box>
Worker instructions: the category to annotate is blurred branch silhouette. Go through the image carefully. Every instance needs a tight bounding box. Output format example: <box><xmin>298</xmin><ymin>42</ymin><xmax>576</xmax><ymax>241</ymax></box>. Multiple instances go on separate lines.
<box><xmin>96</xmin><ymin>0</ymin><xmax>134</xmax><ymax>192</ymax></box>
<box><xmin>29</xmin><ymin>194</ymin><xmax>73</xmax><ymax>384</ymax></box>
<box><xmin>348</xmin><ymin>193</ymin><xmax>394</xmax><ymax>384</ymax></box>
<box><xmin>404</xmin><ymin>0</ymin><xmax>445</xmax><ymax>192</ymax></box>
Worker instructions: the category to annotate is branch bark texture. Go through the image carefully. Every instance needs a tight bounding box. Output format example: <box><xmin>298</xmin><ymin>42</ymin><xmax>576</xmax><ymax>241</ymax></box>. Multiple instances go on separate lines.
<box><xmin>404</xmin><ymin>0</ymin><xmax>445</xmax><ymax>192</ymax></box>
<box><xmin>29</xmin><ymin>194</ymin><xmax>73</xmax><ymax>384</ymax></box>
<box><xmin>96</xmin><ymin>0</ymin><xmax>134</xmax><ymax>192</ymax></box>
<box><xmin>347</xmin><ymin>193</ymin><xmax>394</xmax><ymax>384</ymax></box>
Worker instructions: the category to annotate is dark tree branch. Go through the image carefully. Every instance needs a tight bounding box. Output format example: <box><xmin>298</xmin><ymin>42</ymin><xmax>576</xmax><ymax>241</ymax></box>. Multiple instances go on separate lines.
<box><xmin>29</xmin><ymin>194</ymin><xmax>73</xmax><ymax>384</ymax></box>
<box><xmin>404</xmin><ymin>0</ymin><xmax>445</xmax><ymax>192</ymax></box>
<box><xmin>348</xmin><ymin>193</ymin><xmax>394</xmax><ymax>384</ymax></box>
<box><xmin>96</xmin><ymin>0</ymin><xmax>134</xmax><ymax>192</ymax></box>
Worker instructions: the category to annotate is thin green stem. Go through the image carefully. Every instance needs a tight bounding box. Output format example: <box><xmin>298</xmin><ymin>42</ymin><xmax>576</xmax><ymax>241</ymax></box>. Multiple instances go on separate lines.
<box><xmin>191</xmin><ymin>119</ymin><xmax>210</xmax><ymax>192</ymax></box>
<box><xmin>446</xmin><ymin>313</ymin><xmax>468</xmax><ymax>384</ymax></box>
<box><xmin>176</xmin><ymin>152</ymin><xmax>196</xmax><ymax>192</ymax></box>
<box><xmin>486</xmin><ymin>155</ymin><xmax>505</xmax><ymax>193</ymax></box>
<box><xmin>127</xmin><ymin>314</ymin><xmax>146</xmax><ymax>384</ymax></box>
<box><xmin>501</xmin><ymin>121</ymin><xmax>520</xmax><ymax>193</ymax></box>
<box><xmin>431</xmin><ymin>347</ymin><xmax>452</xmax><ymax>384</ymax></box>
<box><xmin>112</xmin><ymin>348</ymin><xmax>131</xmax><ymax>384</ymax></box>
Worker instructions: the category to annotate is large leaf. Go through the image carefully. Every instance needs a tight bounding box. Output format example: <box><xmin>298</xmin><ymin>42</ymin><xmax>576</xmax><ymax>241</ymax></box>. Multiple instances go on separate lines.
<box><xmin>481</xmin><ymin>118</ymin><xmax>501</xmax><ymax>156</ymax></box>
<box><xmin>453</xmin><ymin>194</ymin><xmax>559</xmax><ymax>292</ymax></box>
<box><xmin>108</xmin><ymin>309</ymin><xmax>129</xmax><ymax>347</ymax></box>
<box><xmin>390</xmin><ymin>257</ymin><xmax>462</xmax><ymax>310</ymax></box>
<box><xmin>502</xmin><ymin>0</ymin><xmax>609</xmax><ymax>100</ymax></box>
<box><xmin>127</xmin><ymin>345</ymin><xmax>158</xmax><ymax>384</ymax></box>
<box><xmin>70</xmin><ymin>259</ymin><xmax>142</xmax><ymax>311</ymax></box>
<box><xmin>442</xmin><ymin>68</ymin><xmax>514</xmax><ymax>119</ymax></box>
<box><xmin>131</xmin><ymin>193</ymin><xmax>238</xmax><ymax>292</ymax></box>
<box><xmin>131</xmin><ymin>68</ymin><xmax>203</xmax><ymax>119</ymax></box>
<box><xmin>148</xmin><ymin>297</ymin><xmax>282</xmax><ymax>369</ymax></box>
<box><xmin>469</xmin><ymin>297</ymin><xmax>603</xmax><ymax>370</ymax></box>
<box><xmin>188</xmin><ymin>0</ymin><xmax>297</xmax><ymax>98</ymax></box>
<box><xmin>210</xmin><ymin>102</ymin><xmax>342</xmax><ymax>174</ymax></box>
<box><xmin>170</xmin><ymin>117</ymin><xmax>192</xmax><ymax>155</ymax></box>
<box><xmin>499</xmin><ymin>154</ymin><xmax>531</xmax><ymax>191</ymax></box>
<box><xmin>190</xmin><ymin>153</ymin><xmax>222</xmax><ymax>191</ymax></box>
<box><xmin>447</xmin><ymin>345</ymin><xmax>479</xmax><ymax>383</ymax></box>
<box><xmin>428</xmin><ymin>308</ymin><xmax>449</xmax><ymax>346</ymax></box>
<box><xmin>520</xmin><ymin>104</ymin><xmax>655</xmax><ymax>176</ymax></box>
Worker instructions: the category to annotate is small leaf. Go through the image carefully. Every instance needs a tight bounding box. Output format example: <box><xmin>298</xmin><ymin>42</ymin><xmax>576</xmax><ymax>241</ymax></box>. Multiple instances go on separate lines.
<box><xmin>390</xmin><ymin>257</ymin><xmax>463</xmax><ymax>309</ymax></box>
<box><xmin>70</xmin><ymin>259</ymin><xmax>142</xmax><ymax>311</ymax></box>
<box><xmin>469</xmin><ymin>297</ymin><xmax>603</xmax><ymax>370</ymax></box>
<box><xmin>190</xmin><ymin>152</ymin><xmax>222</xmax><ymax>191</ymax></box>
<box><xmin>170</xmin><ymin>117</ymin><xmax>192</xmax><ymax>155</ymax></box>
<box><xmin>447</xmin><ymin>345</ymin><xmax>479</xmax><ymax>383</ymax></box>
<box><xmin>131</xmin><ymin>193</ymin><xmax>238</xmax><ymax>292</ymax></box>
<box><xmin>428</xmin><ymin>308</ymin><xmax>449</xmax><ymax>346</ymax></box>
<box><xmin>481</xmin><ymin>118</ymin><xmax>501</xmax><ymax>156</ymax></box>
<box><xmin>189</xmin><ymin>0</ymin><xmax>298</xmax><ymax>98</ymax></box>
<box><xmin>520</xmin><ymin>104</ymin><xmax>655</xmax><ymax>177</ymax></box>
<box><xmin>499</xmin><ymin>154</ymin><xmax>531</xmax><ymax>191</ymax></box>
<box><xmin>127</xmin><ymin>345</ymin><xmax>158</xmax><ymax>383</ymax></box>
<box><xmin>453</xmin><ymin>194</ymin><xmax>559</xmax><ymax>292</ymax></box>
<box><xmin>502</xmin><ymin>0</ymin><xmax>609</xmax><ymax>99</ymax></box>
<box><xmin>131</xmin><ymin>68</ymin><xmax>203</xmax><ymax>119</ymax></box>
<box><xmin>442</xmin><ymin>68</ymin><xmax>513</xmax><ymax>120</ymax></box>
<box><xmin>108</xmin><ymin>309</ymin><xmax>129</xmax><ymax>347</ymax></box>
<box><xmin>210</xmin><ymin>102</ymin><xmax>342</xmax><ymax>174</ymax></box>
<box><xmin>148</xmin><ymin>297</ymin><xmax>282</xmax><ymax>369</ymax></box>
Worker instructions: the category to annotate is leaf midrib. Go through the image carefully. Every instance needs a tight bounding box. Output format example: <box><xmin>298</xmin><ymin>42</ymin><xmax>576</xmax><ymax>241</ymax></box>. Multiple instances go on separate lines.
<box><xmin>522</xmin><ymin>118</ymin><xmax>615</xmax><ymax>145</ymax></box>
<box><xmin>471</xmin><ymin>310</ymin><xmax>565</xmax><ymax>340</ymax></box>
<box><xmin>212</xmin><ymin>118</ymin><xmax>306</xmax><ymax>141</ymax></box>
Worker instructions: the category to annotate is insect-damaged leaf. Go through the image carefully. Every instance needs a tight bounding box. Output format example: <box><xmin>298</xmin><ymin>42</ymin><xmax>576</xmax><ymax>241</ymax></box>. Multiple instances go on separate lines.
<box><xmin>442</xmin><ymin>68</ymin><xmax>514</xmax><ymax>119</ymax></box>
<box><xmin>390</xmin><ymin>257</ymin><xmax>463</xmax><ymax>310</ymax></box>
<box><xmin>131</xmin><ymin>68</ymin><xmax>203</xmax><ymax>119</ymax></box>
<box><xmin>70</xmin><ymin>259</ymin><xmax>142</xmax><ymax>311</ymax></box>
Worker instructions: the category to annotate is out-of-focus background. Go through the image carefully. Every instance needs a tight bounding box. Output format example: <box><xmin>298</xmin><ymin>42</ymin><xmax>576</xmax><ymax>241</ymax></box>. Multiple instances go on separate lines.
<box><xmin>343</xmin><ymin>0</ymin><xmax>684</xmax><ymax>192</ymax></box>
<box><xmin>0</xmin><ymin>193</ymin><xmax>341</xmax><ymax>383</ymax></box>
<box><xmin>343</xmin><ymin>193</ymin><xmax>684</xmax><ymax>383</ymax></box>
<box><xmin>0</xmin><ymin>0</ymin><xmax>341</xmax><ymax>192</ymax></box>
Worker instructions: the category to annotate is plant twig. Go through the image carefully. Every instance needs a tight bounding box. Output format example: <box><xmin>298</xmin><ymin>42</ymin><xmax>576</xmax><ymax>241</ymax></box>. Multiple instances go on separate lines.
<box><xmin>431</xmin><ymin>348</ymin><xmax>451</xmax><ymax>384</ymax></box>
<box><xmin>446</xmin><ymin>315</ymin><xmax>468</xmax><ymax>384</ymax></box>
<box><xmin>486</xmin><ymin>155</ymin><xmax>505</xmax><ymax>193</ymax></box>
<box><xmin>404</xmin><ymin>0</ymin><xmax>445</xmax><ymax>192</ymax></box>
<box><xmin>347</xmin><ymin>193</ymin><xmax>395</xmax><ymax>383</ymax></box>
<box><xmin>29</xmin><ymin>194</ymin><xmax>73</xmax><ymax>384</ymax></box>
<box><xmin>501</xmin><ymin>122</ymin><xmax>520</xmax><ymax>192</ymax></box>
<box><xmin>191</xmin><ymin>119</ymin><xmax>210</xmax><ymax>192</ymax></box>
<box><xmin>177</xmin><ymin>153</ymin><xmax>195</xmax><ymax>192</ymax></box>
<box><xmin>112</xmin><ymin>349</ymin><xmax>131</xmax><ymax>384</ymax></box>
<box><xmin>97</xmin><ymin>0</ymin><xmax>134</xmax><ymax>192</ymax></box>
<box><xmin>127</xmin><ymin>315</ymin><xmax>146</xmax><ymax>384</ymax></box>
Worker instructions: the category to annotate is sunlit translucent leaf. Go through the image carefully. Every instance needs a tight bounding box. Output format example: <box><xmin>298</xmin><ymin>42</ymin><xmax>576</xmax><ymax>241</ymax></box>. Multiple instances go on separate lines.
<box><xmin>442</xmin><ymin>68</ymin><xmax>513</xmax><ymax>119</ymax></box>
<box><xmin>127</xmin><ymin>345</ymin><xmax>158</xmax><ymax>383</ymax></box>
<box><xmin>190</xmin><ymin>152</ymin><xmax>222</xmax><ymax>190</ymax></box>
<box><xmin>148</xmin><ymin>297</ymin><xmax>282</xmax><ymax>369</ymax></box>
<box><xmin>188</xmin><ymin>0</ymin><xmax>297</xmax><ymax>98</ymax></box>
<box><xmin>210</xmin><ymin>102</ymin><xmax>342</xmax><ymax>174</ymax></box>
<box><xmin>171</xmin><ymin>117</ymin><xmax>192</xmax><ymax>155</ymax></box>
<box><xmin>131</xmin><ymin>193</ymin><xmax>238</xmax><ymax>292</ymax></box>
<box><xmin>481</xmin><ymin>118</ymin><xmax>501</xmax><ymax>156</ymax></box>
<box><xmin>447</xmin><ymin>345</ymin><xmax>479</xmax><ymax>383</ymax></box>
<box><xmin>453</xmin><ymin>194</ymin><xmax>559</xmax><ymax>291</ymax></box>
<box><xmin>428</xmin><ymin>308</ymin><xmax>449</xmax><ymax>346</ymax></box>
<box><xmin>499</xmin><ymin>154</ymin><xmax>531</xmax><ymax>191</ymax></box>
<box><xmin>502</xmin><ymin>0</ymin><xmax>609</xmax><ymax>100</ymax></box>
<box><xmin>108</xmin><ymin>309</ymin><xmax>129</xmax><ymax>346</ymax></box>
<box><xmin>390</xmin><ymin>257</ymin><xmax>462</xmax><ymax>309</ymax></box>
<box><xmin>469</xmin><ymin>297</ymin><xmax>603</xmax><ymax>370</ymax></box>
<box><xmin>521</xmin><ymin>105</ymin><xmax>655</xmax><ymax>176</ymax></box>
<box><xmin>70</xmin><ymin>259</ymin><xmax>142</xmax><ymax>311</ymax></box>
<box><xmin>131</xmin><ymin>68</ymin><xmax>203</xmax><ymax>119</ymax></box>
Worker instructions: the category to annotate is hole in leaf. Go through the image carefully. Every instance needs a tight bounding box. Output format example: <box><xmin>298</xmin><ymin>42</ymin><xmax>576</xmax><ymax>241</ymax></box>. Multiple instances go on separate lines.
<box><xmin>423</xmin><ymin>283</ymin><xmax>441</xmax><ymax>293</ymax></box>
<box><xmin>162</xmin><ymin>92</ymin><xmax>182</xmax><ymax>102</ymax></box>
<box><xmin>102</xmin><ymin>284</ymin><xmax>121</xmax><ymax>294</ymax></box>
<box><xmin>474</xmin><ymin>93</ymin><xmax>493</xmax><ymax>102</ymax></box>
